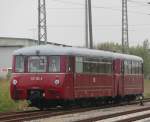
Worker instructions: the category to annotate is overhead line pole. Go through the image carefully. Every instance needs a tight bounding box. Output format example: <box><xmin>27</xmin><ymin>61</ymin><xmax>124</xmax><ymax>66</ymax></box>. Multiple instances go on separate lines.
<box><xmin>85</xmin><ymin>0</ymin><xmax>89</xmax><ymax>48</ymax></box>
<box><xmin>38</xmin><ymin>0</ymin><xmax>47</xmax><ymax>45</ymax></box>
<box><xmin>122</xmin><ymin>0</ymin><xmax>129</xmax><ymax>53</ymax></box>
<box><xmin>88</xmin><ymin>0</ymin><xmax>93</xmax><ymax>49</ymax></box>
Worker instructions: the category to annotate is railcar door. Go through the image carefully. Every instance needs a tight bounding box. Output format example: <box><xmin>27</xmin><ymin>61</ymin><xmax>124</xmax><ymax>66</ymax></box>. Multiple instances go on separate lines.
<box><xmin>114</xmin><ymin>59</ymin><xmax>124</xmax><ymax>96</ymax></box>
<box><xmin>64</xmin><ymin>56</ymin><xmax>75</xmax><ymax>99</ymax></box>
<box><xmin>74</xmin><ymin>57</ymin><xmax>90</xmax><ymax>99</ymax></box>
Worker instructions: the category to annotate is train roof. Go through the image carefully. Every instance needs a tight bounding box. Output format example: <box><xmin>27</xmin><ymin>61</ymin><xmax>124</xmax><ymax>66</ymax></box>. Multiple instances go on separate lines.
<box><xmin>13</xmin><ymin>45</ymin><xmax>143</xmax><ymax>62</ymax></box>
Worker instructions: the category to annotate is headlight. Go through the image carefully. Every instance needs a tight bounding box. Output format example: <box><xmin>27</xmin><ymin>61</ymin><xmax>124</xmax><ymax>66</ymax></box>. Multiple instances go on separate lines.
<box><xmin>12</xmin><ymin>79</ymin><xmax>18</xmax><ymax>85</ymax></box>
<box><xmin>54</xmin><ymin>79</ymin><xmax>60</xmax><ymax>85</ymax></box>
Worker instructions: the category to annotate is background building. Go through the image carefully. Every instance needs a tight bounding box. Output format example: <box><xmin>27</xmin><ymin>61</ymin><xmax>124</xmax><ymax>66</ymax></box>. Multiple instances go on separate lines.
<box><xmin>0</xmin><ymin>37</ymin><xmax>71</xmax><ymax>79</ymax></box>
<box><xmin>0</xmin><ymin>37</ymin><xmax>37</xmax><ymax>79</ymax></box>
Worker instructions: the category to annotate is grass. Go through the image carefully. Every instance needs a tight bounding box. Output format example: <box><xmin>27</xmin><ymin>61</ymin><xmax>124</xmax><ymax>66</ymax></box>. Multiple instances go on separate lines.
<box><xmin>144</xmin><ymin>80</ymin><xmax>150</xmax><ymax>98</ymax></box>
<box><xmin>0</xmin><ymin>80</ymin><xmax>27</xmax><ymax>112</ymax></box>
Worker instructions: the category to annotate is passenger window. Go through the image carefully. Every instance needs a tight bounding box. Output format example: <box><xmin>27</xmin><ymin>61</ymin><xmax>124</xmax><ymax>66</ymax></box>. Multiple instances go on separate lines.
<box><xmin>101</xmin><ymin>59</ymin><xmax>112</xmax><ymax>74</ymax></box>
<box><xmin>139</xmin><ymin>62</ymin><xmax>142</xmax><ymax>74</ymax></box>
<box><xmin>83</xmin><ymin>57</ymin><xmax>90</xmax><ymax>73</ymax></box>
<box><xmin>124</xmin><ymin>61</ymin><xmax>127</xmax><ymax>74</ymax></box>
<box><xmin>132</xmin><ymin>61</ymin><xmax>139</xmax><ymax>74</ymax></box>
<box><xmin>76</xmin><ymin>57</ymin><xmax>112</xmax><ymax>74</ymax></box>
<box><xmin>90</xmin><ymin>58</ymin><xmax>98</xmax><ymax>73</ymax></box>
<box><xmin>124</xmin><ymin>60</ymin><xmax>132</xmax><ymax>74</ymax></box>
<box><xmin>132</xmin><ymin>61</ymin><xmax>135</xmax><ymax>74</ymax></box>
<box><xmin>128</xmin><ymin>61</ymin><xmax>132</xmax><ymax>74</ymax></box>
<box><xmin>136</xmin><ymin>62</ymin><xmax>139</xmax><ymax>74</ymax></box>
<box><xmin>76</xmin><ymin>57</ymin><xmax>83</xmax><ymax>73</ymax></box>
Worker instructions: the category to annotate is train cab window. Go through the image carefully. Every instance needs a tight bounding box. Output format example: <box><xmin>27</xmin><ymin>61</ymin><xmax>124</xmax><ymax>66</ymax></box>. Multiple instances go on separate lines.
<box><xmin>15</xmin><ymin>56</ymin><xmax>25</xmax><ymax>73</ymax></box>
<box><xmin>75</xmin><ymin>57</ymin><xmax>83</xmax><ymax>73</ymax></box>
<box><xmin>49</xmin><ymin>56</ymin><xmax>60</xmax><ymax>72</ymax></box>
<box><xmin>28</xmin><ymin>56</ymin><xmax>47</xmax><ymax>73</ymax></box>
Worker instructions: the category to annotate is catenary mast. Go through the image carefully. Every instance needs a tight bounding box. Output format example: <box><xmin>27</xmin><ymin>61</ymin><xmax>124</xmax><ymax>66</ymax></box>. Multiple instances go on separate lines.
<box><xmin>85</xmin><ymin>0</ymin><xmax>89</xmax><ymax>48</ymax></box>
<box><xmin>38</xmin><ymin>0</ymin><xmax>47</xmax><ymax>45</ymax></box>
<box><xmin>88</xmin><ymin>0</ymin><xmax>93</xmax><ymax>49</ymax></box>
<box><xmin>122</xmin><ymin>0</ymin><xmax>129</xmax><ymax>53</ymax></box>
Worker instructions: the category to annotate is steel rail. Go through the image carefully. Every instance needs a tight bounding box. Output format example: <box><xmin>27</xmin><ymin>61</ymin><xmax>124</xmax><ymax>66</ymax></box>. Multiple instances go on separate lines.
<box><xmin>0</xmin><ymin>98</ymin><xmax>150</xmax><ymax>122</ymax></box>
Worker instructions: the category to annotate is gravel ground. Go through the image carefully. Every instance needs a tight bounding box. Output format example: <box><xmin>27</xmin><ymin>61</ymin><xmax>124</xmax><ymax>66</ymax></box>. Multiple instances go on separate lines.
<box><xmin>27</xmin><ymin>102</ymin><xmax>150</xmax><ymax>122</ymax></box>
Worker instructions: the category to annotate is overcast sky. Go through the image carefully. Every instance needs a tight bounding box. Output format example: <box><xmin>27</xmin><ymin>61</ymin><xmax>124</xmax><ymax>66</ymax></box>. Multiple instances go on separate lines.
<box><xmin>0</xmin><ymin>0</ymin><xmax>150</xmax><ymax>47</ymax></box>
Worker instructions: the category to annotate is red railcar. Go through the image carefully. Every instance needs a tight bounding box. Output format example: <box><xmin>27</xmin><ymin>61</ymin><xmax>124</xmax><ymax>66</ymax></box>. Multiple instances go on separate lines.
<box><xmin>10</xmin><ymin>45</ymin><xmax>144</xmax><ymax>108</ymax></box>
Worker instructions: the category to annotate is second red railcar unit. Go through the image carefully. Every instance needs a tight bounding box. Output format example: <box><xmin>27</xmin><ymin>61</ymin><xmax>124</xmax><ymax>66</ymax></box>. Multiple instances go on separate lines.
<box><xmin>10</xmin><ymin>45</ymin><xmax>144</xmax><ymax>108</ymax></box>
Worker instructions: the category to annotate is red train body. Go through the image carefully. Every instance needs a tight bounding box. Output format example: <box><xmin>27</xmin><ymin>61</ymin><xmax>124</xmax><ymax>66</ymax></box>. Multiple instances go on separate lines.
<box><xmin>10</xmin><ymin>45</ymin><xmax>144</xmax><ymax>108</ymax></box>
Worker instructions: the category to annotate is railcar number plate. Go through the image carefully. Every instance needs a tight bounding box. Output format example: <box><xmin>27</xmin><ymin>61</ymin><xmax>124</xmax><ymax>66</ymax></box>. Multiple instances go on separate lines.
<box><xmin>30</xmin><ymin>76</ymin><xmax>43</xmax><ymax>81</ymax></box>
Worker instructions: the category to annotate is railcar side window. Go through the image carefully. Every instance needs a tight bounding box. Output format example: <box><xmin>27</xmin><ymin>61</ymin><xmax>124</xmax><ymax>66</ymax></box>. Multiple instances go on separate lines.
<box><xmin>76</xmin><ymin>57</ymin><xmax>83</xmax><ymax>73</ymax></box>
<box><xmin>90</xmin><ymin>58</ymin><xmax>97</xmax><ymax>73</ymax></box>
<box><xmin>124</xmin><ymin>60</ymin><xmax>143</xmax><ymax>75</ymax></box>
<box><xmin>135</xmin><ymin>61</ymin><xmax>139</xmax><ymax>74</ymax></box>
<box><xmin>101</xmin><ymin>59</ymin><xmax>112</xmax><ymax>73</ymax></box>
<box><xmin>124</xmin><ymin>61</ymin><xmax>127</xmax><ymax>74</ymax></box>
<box><xmin>15</xmin><ymin>56</ymin><xmax>25</xmax><ymax>73</ymax></box>
<box><xmin>132</xmin><ymin>61</ymin><xmax>136</xmax><ymax>74</ymax></box>
<box><xmin>124</xmin><ymin>60</ymin><xmax>131</xmax><ymax>74</ymax></box>
<box><xmin>83</xmin><ymin>57</ymin><xmax>90</xmax><ymax>73</ymax></box>
<box><xmin>28</xmin><ymin>56</ymin><xmax>47</xmax><ymax>73</ymax></box>
<box><xmin>49</xmin><ymin>56</ymin><xmax>60</xmax><ymax>72</ymax></box>
<box><xmin>139</xmin><ymin>62</ymin><xmax>142</xmax><ymax>74</ymax></box>
<box><xmin>75</xmin><ymin>57</ymin><xmax>112</xmax><ymax>74</ymax></box>
<box><xmin>128</xmin><ymin>61</ymin><xmax>132</xmax><ymax>74</ymax></box>
<box><xmin>132</xmin><ymin>61</ymin><xmax>141</xmax><ymax>74</ymax></box>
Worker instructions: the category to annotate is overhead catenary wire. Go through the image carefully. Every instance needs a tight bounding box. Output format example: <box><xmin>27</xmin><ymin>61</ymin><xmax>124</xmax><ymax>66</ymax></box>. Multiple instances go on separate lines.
<box><xmin>49</xmin><ymin>0</ymin><xmax>150</xmax><ymax>16</ymax></box>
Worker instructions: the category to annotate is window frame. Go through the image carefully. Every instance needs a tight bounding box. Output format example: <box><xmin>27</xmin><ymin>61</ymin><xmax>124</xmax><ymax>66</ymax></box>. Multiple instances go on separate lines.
<box><xmin>14</xmin><ymin>55</ymin><xmax>25</xmax><ymax>73</ymax></box>
<box><xmin>75</xmin><ymin>56</ymin><xmax>113</xmax><ymax>74</ymax></box>
<box><xmin>48</xmin><ymin>55</ymin><xmax>61</xmax><ymax>73</ymax></box>
<box><xmin>27</xmin><ymin>55</ymin><xmax>48</xmax><ymax>73</ymax></box>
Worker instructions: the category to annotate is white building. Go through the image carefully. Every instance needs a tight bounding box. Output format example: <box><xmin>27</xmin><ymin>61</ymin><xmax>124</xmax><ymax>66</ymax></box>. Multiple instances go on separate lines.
<box><xmin>0</xmin><ymin>37</ymin><xmax>70</xmax><ymax>79</ymax></box>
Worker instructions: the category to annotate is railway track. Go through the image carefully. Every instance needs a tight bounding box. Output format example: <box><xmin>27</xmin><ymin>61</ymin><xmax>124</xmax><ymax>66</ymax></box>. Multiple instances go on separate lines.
<box><xmin>77</xmin><ymin>98</ymin><xmax>150</xmax><ymax>122</ymax></box>
<box><xmin>77</xmin><ymin>106</ymin><xmax>150</xmax><ymax>122</ymax></box>
<box><xmin>0</xmin><ymin>98</ymin><xmax>150</xmax><ymax>122</ymax></box>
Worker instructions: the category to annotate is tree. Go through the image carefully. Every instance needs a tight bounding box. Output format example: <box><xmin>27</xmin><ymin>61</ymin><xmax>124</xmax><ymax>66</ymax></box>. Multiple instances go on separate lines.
<box><xmin>96</xmin><ymin>40</ymin><xmax>150</xmax><ymax>79</ymax></box>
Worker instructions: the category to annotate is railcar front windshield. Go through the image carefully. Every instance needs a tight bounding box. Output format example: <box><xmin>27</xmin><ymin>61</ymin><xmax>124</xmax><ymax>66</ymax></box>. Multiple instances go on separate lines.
<box><xmin>28</xmin><ymin>56</ymin><xmax>47</xmax><ymax>73</ymax></box>
<box><xmin>14</xmin><ymin>55</ymin><xmax>61</xmax><ymax>73</ymax></box>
